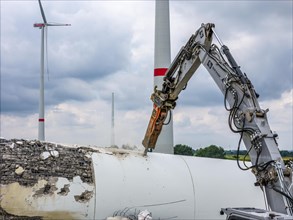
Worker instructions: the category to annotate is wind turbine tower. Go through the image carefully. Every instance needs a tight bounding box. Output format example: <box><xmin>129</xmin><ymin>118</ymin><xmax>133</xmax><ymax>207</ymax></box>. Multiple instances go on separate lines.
<box><xmin>111</xmin><ymin>92</ymin><xmax>115</xmax><ymax>147</ymax></box>
<box><xmin>34</xmin><ymin>0</ymin><xmax>70</xmax><ymax>141</ymax></box>
<box><xmin>153</xmin><ymin>0</ymin><xmax>174</xmax><ymax>154</ymax></box>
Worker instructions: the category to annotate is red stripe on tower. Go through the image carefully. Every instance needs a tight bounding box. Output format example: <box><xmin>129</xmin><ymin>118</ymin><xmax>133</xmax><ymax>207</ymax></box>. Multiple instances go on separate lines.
<box><xmin>39</xmin><ymin>118</ymin><xmax>45</xmax><ymax>122</ymax></box>
<box><xmin>154</xmin><ymin>68</ymin><xmax>168</xmax><ymax>77</ymax></box>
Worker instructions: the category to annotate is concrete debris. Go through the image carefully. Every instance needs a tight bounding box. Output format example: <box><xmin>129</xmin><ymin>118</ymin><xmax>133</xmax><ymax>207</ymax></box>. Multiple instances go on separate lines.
<box><xmin>138</xmin><ymin>210</ymin><xmax>152</xmax><ymax>220</ymax></box>
<box><xmin>40</xmin><ymin>150</ymin><xmax>59</xmax><ymax>160</ymax></box>
<box><xmin>9</xmin><ymin>143</ymin><xmax>15</xmax><ymax>149</ymax></box>
<box><xmin>40</xmin><ymin>151</ymin><xmax>51</xmax><ymax>160</ymax></box>
<box><xmin>33</xmin><ymin>183</ymin><xmax>58</xmax><ymax>197</ymax></box>
<box><xmin>0</xmin><ymin>139</ymin><xmax>96</xmax><ymax>186</ymax></box>
<box><xmin>108</xmin><ymin>209</ymin><xmax>152</xmax><ymax>220</ymax></box>
<box><xmin>121</xmin><ymin>144</ymin><xmax>138</xmax><ymax>151</ymax></box>
<box><xmin>107</xmin><ymin>217</ymin><xmax>130</xmax><ymax>220</ymax></box>
<box><xmin>14</xmin><ymin>166</ymin><xmax>24</xmax><ymax>175</ymax></box>
<box><xmin>50</xmin><ymin>150</ymin><xmax>59</xmax><ymax>158</ymax></box>
<box><xmin>74</xmin><ymin>190</ymin><xmax>93</xmax><ymax>203</ymax></box>
<box><xmin>57</xmin><ymin>184</ymin><xmax>70</xmax><ymax>196</ymax></box>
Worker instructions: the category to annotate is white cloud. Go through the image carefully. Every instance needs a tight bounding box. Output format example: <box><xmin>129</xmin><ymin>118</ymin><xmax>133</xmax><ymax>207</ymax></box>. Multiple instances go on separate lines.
<box><xmin>260</xmin><ymin>89</ymin><xmax>293</xmax><ymax>150</ymax></box>
<box><xmin>172</xmin><ymin>89</ymin><xmax>293</xmax><ymax>150</ymax></box>
<box><xmin>1</xmin><ymin>114</ymin><xmax>38</xmax><ymax>140</ymax></box>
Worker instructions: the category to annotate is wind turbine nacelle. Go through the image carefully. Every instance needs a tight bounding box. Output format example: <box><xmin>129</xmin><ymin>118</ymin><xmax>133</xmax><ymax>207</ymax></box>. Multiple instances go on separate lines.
<box><xmin>34</xmin><ymin>23</ymin><xmax>45</xmax><ymax>28</ymax></box>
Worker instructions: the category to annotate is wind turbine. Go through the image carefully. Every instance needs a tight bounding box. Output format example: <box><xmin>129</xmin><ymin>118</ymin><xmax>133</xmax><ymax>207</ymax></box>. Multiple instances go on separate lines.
<box><xmin>153</xmin><ymin>0</ymin><xmax>173</xmax><ymax>154</ymax></box>
<box><xmin>111</xmin><ymin>92</ymin><xmax>115</xmax><ymax>147</ymax></box>
<box><xmin>34</xmin><ymin>0</ymin><xmax>70</xmax><ymax>141</ymax></box>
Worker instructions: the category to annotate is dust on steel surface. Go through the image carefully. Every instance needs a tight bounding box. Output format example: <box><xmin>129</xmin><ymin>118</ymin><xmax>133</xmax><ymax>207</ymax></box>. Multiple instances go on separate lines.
<box><xmin>0</xmin><ymin>206</ymin><xmax>42</xmax><ymax>220</ymax></box>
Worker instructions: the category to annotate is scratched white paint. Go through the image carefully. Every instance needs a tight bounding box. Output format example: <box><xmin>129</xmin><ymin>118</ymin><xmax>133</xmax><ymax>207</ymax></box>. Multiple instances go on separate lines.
<box><xmin>31</xmin><ymin>176</ymin><xmax>95</xmax><ymax>218</ymax></box>
<box><xmin>1</xmin><ymin>176</ymin><xmax>95</xmax><ymax>219</ymax></box>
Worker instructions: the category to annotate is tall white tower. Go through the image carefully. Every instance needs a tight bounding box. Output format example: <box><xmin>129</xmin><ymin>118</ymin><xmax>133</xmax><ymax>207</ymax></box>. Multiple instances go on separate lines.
<box><xmin>153</xmin><ymin>0</ymin><xmax>174</xmax><ymax>154</ymax></box>
<box><xmin>111</xmin><ymin>92</ymin><xmax>115</xmax><ymax>147</ymax></box>
<box><xmin>38</xmin><ymin>26</ymin><xmax>45</xmax><ymax>141</ymax></box>
<box><xmin>34</xmin><ymin>0</ymin><xmax>70</xmax><ymax>141</ymax></box>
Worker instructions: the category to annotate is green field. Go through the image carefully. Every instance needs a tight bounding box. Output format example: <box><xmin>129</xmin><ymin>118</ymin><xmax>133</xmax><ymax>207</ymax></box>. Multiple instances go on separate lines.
<box><xmin>225</xmin><ymin>154</ymin><xmax>293</xmax><ymax>165</ymax></box>
<box><xmin>225</xmin><ymin>154</ymin><xmax>250</xmax><ymax>161</ymax></box>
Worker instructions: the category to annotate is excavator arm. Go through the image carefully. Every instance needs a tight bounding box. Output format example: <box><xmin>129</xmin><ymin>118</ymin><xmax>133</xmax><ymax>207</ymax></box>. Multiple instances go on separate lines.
<box><xmin>142</xmin><ymin>23</ymin><xmax>293</xmax><ymax>217</ymax></box>
<box><xmin>142</xmin><ymin>23</ymin><xmax>214</xmax><ymax>150</ymax></box>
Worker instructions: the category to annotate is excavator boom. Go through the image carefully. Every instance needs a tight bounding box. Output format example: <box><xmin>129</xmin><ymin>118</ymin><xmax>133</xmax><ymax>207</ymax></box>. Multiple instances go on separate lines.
<box><xmin>142</xmin><ymin>23</ymin><xmax>293</xmax><ymax>217</ymax></box>
<box><xmin>143</xmin><ymin>23</ymin><xmax>214</xmax><ymax>150</ymax></box>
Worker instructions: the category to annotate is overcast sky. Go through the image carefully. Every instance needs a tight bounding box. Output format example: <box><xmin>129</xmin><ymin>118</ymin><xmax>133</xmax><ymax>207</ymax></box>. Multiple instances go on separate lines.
<box><xmin>1</xmin><ymin>0</ymin><xmax>292</xmax><ymax>150</ymax></box>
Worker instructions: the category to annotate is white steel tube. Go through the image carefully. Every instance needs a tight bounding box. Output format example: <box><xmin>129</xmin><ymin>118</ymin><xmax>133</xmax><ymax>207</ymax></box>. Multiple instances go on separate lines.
<box><xmin>154</xmin><ymin>0</ymin><xmax>173</xmax><ymax>154</ymax></box>
<box><xmin>0</xmin><ymin>143</ymin><xmax>266</xmax><ymax>219</ymax></box>
<box><xmin>38</xmin><ymin>26</ymin><xmax>45</xmax><ymax>141</ymax></box>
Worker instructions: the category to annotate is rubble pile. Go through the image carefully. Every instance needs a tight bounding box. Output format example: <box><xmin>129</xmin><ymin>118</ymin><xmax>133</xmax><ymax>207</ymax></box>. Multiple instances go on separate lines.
<box><xmin>0</xmin><ymin>139</ymin><xmax>95</xmax><ymax>186</ymax></box>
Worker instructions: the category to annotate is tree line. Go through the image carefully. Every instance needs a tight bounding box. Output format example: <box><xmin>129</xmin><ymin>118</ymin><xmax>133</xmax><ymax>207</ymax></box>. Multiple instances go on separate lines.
<box><xmin>174</xmin><ymin>144</ymin><xmax>293</xmax><ymax>160</ymax></box>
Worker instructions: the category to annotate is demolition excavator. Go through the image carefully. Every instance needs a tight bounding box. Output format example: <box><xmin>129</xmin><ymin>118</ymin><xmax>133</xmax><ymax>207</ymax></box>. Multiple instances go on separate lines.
<box><xmin>142</xmin><ymin>23</ymin><xmax>293</xmax><ymax>219</ymax></box>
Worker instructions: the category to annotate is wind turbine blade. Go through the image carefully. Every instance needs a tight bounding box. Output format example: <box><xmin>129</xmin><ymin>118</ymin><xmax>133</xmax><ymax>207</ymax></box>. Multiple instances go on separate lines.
<box><xmin>38</xmin><ymin>0</ymin><xmax>47</xmax><ymax>24</ymax></box>
<box><xmin>47</xmin><ymin>23</ymin><xmax>71</xmax><ymax>27</ymax></box>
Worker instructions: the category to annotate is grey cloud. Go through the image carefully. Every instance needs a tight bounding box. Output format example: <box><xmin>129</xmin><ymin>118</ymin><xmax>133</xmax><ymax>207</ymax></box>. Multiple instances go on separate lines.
<box><xmin>47</xmin><ymin>78</ymin><xmax>96</xmax><ymax>105</ymax></box>
<box><xmin>46</xmin><ymin>22</ymin><xmax>132</xmax><ymax>81</ymax></box>
<box><xmin>1</xmin><ymin>1</ymin><xmax>134</xmax><ymax>116</ymax></box>
<box><xmin>1</xmin><ymin>1</ymin><xmax>292</xmax><ymax>118</ymax></box>
<box><xmin>1</xmin><ymin>66</ymin><xmax>39</xmax><ymax>115</ymax></box>
<box><xmin>246</xmin><ymin>46</ymin><xmax>292</xmax><ymax>101</ymax></box>
<box><xmin>170</xmin><ymin>0</ymin><xmax>292</xmax><ymax>106</ymax></box>
<box><xmin>94</xmin><ymin>72</ymin><xmax>153</xmax><ymax>111</ymax></box>
<box><xmin>1</xmin><ymin>84</ymin><xmax>38</xmax><ymax>115</ymax></box>
<box><xmin>175</xmin><ymin>69</ymin><xmax>224</xmax><ymax>107</ymax></box>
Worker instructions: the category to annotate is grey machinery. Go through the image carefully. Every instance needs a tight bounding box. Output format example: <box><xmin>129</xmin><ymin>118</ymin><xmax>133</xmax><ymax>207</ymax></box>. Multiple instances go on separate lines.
<box><xmin>142</xmin><ymin>23</ymin><xmax>293</xmax><ymax>219</ymax></box>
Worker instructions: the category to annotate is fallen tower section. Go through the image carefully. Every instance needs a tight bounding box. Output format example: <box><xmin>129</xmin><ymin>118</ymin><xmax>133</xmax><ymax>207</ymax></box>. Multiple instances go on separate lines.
<box><xmin>0</xmin><ymin>138</ymin><xmax>265</xmax><ymax>219</ymax></box>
